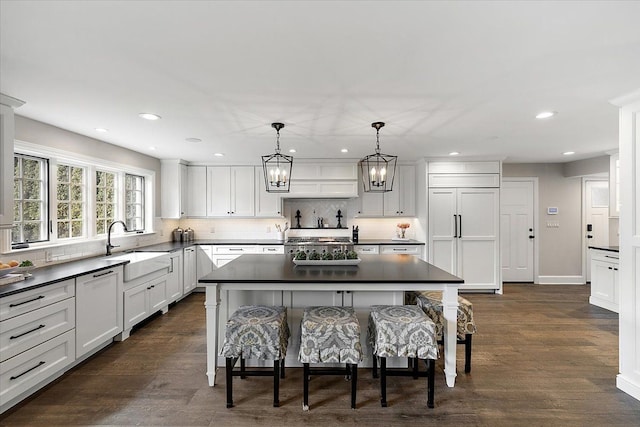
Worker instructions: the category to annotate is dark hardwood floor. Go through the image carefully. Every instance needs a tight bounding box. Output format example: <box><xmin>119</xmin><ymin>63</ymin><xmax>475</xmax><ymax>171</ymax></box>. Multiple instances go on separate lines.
<box><xmin>2</xmin><ymin>284</ymin><xmax>639</xmax><ymax>426</ymax></box>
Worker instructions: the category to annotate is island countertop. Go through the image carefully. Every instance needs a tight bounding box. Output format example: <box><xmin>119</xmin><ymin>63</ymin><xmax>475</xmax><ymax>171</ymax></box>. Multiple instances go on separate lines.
<box><xmin>198</xmin><ymin>253</ymin><xmax>463</xmax><ymax>284</ymax></box>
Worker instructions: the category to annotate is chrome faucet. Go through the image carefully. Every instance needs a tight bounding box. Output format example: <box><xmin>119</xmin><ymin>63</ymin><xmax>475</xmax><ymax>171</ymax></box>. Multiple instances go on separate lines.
<box><xmin>106</xmin><ymin>220</ymin><xmax>129</xmax><ymax>256</ymax></box>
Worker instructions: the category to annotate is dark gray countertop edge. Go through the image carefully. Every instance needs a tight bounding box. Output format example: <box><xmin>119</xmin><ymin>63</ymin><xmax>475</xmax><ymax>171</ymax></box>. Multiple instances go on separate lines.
<box><xmin>136</xmin><ymin>239</ymin><xmax>425</xmax><ymax>251</ymax></box>
<box><xmin>588</xmin><ymin>246</ymin><xmax>620</xmax><ymax>253</ymax></box>
<box><xmin>355</xmin><ymin>239</ymin><xmax>424</xmax><ymax>245</ymax></box>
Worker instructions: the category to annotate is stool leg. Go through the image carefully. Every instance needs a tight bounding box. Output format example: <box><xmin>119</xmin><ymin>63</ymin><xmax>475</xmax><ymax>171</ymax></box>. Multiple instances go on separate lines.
<box><xmin>372</xmin><ymin>355</ymin><xmax>379</xmax><ymax>378</ymax></box>
<box><xmin>412</xmin><ymin>357</ymin><xmax>419</xmax><ymax>379</ymax></box>
<box><xmin>351</xmin><ymin>363</ymin><xmax>358</xmax><ymax>409</ymax></box>
<box><xmin>380</xmin><ymin>357</ymin><xmax>388</xmax><ymax>407</ymax></box>
<box><xmin>226</xmin><ymin>357</ymin><xmax>234</xmax><ymax>408</ymax></box>
<box><xmin>280</xmin><ymin>358</ymin><xmax>285</xmax><ymax>379</ymax></box>
<box><xmin>273</xmin><ymin>360</ymin><xmax>280</xmax><ymax>407</ymax></box>
<box><xmin>465</xmin><ymin>334</ymin><xmax>472</xmax><ymax>373</ymax></box>
<box><xmin>240</xmin><ymin>356</ymin><xmax>246</xmax><ymax>379</ymax></box>
<box><xmin>426</xmin><ymin>358</ymin><xmax>435</xmax><ymax>409</ymax></box>
<box><xmin>303</xmin><ymin>363</ymin><xmax>310</xmax><ymax>411</ymax></box>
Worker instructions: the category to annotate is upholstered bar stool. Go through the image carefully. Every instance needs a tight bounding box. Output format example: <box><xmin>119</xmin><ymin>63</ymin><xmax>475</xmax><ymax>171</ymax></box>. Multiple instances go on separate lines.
<box><xmin>412</xmin><ymin>291</ymin><xmax>477</xmax><ymax>373</ymax></box>
<box><xmin>220</xmin><ymin>305</ymin><xmax>290</xmax><ymax>408</ymax></box>
<box><xmin>368</xmin><ymin>305</ymin><xmax>439</xmax><ymax>408</ymax></box>
<box><xmin>298</xmin><ymin>306</ymin><xmax>363</xmax><ymax>410</ymax></box>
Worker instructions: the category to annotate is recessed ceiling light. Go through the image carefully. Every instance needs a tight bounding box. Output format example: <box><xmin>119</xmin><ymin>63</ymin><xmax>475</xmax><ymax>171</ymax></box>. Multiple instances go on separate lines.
<box><xmin>139</xmin><ymin>113</ymin><xmax>161</xmax><ymax>120</ymax></box>
<box><xmin>289</xmin><ymin>149</ymin><xmax>296</xmax><ymax>153</ymax></box>
<box><xmin>95</xmin><ymin>128</ymin><xmax>108</xmax><ymax>133</ymax></box>
<box><xmin>449</xmin><ymin>151</ymin><xmax>460</xmax><ymax>156</ymax></box>
<box><xmin>213</xmin><ymin>153</ymin><xmax>224</xmax><ymax>157</ymax></box>
<box><xmin>185</xmin><ymin>137</ymin><xmax>202</xmax><ymax>143</ymax></box>
<box><xmin>149</xmin><ymin>146</ymin><xmax>156</xmax><ymax>151</ymax></box>
<box><xmin>341</xmin><ymin>148</ymin><xmax>349</xmax><ymax>153</ymax></box>
<box><xmin>563</xmin><ymin>151</ymin><xmax>575</xmax><ymax>156</ymax></box>
<box><xmin>535</xmin><ymin>111</ymin><xmax>556</xmax><ymax>119</ymax></box>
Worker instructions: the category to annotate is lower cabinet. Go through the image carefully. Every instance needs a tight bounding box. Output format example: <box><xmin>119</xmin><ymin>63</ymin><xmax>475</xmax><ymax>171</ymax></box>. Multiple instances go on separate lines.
<box><xmin>75</xmin><ymin>267</ymin><xmax>123</xmax><ymax>358</ymax></box>
<box><xmin>183</xmin><ymin>246</ymin><xmax>197</xmax><ymax>294</ymax></box>
<box><xmin>589</xmin><ymin>249</ymin><xmax>619</xmax><ymax>312</ymax></box>
<box><xmin>167</xmin><ymin>251</ymin><xmax>183</xmax><ymax>302</ymax></box>
<box><xmin>123</xmin><ymin>275</ymin><xmax>168</xmax><ymax>333</ymax></box>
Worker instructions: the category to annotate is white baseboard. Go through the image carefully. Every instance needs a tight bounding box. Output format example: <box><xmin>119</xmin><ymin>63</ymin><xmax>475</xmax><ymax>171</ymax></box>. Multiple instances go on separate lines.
<box><xmin>537</xmin><ymin>275</ymin><xmax>585</xmax><ymax>285</ymax></box>
<box><xmin>617</xmin><ymin>374</ymin><xmax>640</xmax><ymax>402</ymax></box>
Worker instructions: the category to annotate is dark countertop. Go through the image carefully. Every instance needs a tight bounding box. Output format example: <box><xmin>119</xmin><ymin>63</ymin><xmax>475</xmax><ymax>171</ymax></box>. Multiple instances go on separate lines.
<box><xmin>199</xmin><ymin>254</ymin><xmax>462</xmax><ymax>284</ymax></box>
<box><xmin>136</xmin><ymin>239</ymin><xmax>285</xmax><ymax>252</ymax></box>
<box><xmin>0</xmin><ymin>257</ymin><xmax>130</xmax><ymax>298</ymax></box>
<box><xmin>355</xmin><ymin>239</ymin><xmax>424</xmax><ymax>245</ymax></box>
<box><xmin>588</xmin><ymin>245</ymin><xmax>620</xmax><ymax>253</ymax></box>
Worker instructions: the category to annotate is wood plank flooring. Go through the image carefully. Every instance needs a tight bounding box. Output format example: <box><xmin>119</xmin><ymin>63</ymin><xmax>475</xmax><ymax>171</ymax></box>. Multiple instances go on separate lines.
<box><xmin>2</xmin><ymin>284</ymin><xmax>640</xmax><ymax>426</ymax></box>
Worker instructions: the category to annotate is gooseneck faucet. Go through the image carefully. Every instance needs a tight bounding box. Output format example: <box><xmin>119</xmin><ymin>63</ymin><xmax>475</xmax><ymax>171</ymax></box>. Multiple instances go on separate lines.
<box><xmin>106</xmin><ymin>220</ymin><xmax>129</xmax><ymax>256</ymax></box>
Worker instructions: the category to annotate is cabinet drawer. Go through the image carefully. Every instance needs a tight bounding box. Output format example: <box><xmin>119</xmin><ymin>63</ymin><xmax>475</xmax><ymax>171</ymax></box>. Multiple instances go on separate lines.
<box><xmin>0</xmin><ymin>329</ymin><xmax>75</xmax><ymax>406</ymax></box>
<box><xmin>0</xmin><ymin>298</ymin><xmax>75</xmax><ymax>363</ymax></box>
<box><xmin>0</xmin><ymin>279</ymin><xmax>75</xmax><ymax>321</ymax></box>
<box><xmin>591</xmin><ymin>250</ymin><xmax>619</xmax><ymax>264</ymax></box>
<box><xmin>260</xmin><ymin>245</ymin><xmax>285</xmax><ymax>254</ymax></box>
<box><xmin>429</xmin><ymin>173</ymin><xmax>500</xmax><ymax>188</ymax></box>
<box><xmin>355</xmin><ymin>245</ymin><xmax>379</xmax><ymax>255</ymax></box>
<box><xmin>380</xmin><ymin>245</ymin><xmax>421</xmax><ymax>255</ymax></box>
<box><xmin>213</xmin><ymin>246</ymin><xmax>257</xmax><ymax>254</ymax></box>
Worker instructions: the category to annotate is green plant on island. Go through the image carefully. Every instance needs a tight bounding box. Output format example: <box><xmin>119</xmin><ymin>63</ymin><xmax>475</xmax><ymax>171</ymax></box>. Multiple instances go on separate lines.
<box><xmin>346</xmin><ymin>250</ymin><xmax>358</xmax><ymax>259</ymax></box>
<box><xmin>308</xmin><ymin>251</ymin><xmax>321</xmax><ymax>260</ymax></box>
<box><xmin>294</xmin><ymin>250</ymin><xmax>307</xmax><ymax>260</ymax></box>
<box><xmin>333</xmin><ymin>250</ymin><xmax>346</xmax><ymax>260</ymax></box>
<box><xmin>321</xmin><ymin>252</ymin><xmax>334</xmax><ymax>260</ymax></box>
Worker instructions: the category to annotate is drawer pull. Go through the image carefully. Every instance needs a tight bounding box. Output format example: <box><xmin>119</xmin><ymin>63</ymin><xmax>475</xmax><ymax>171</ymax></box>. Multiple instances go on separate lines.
<box><xmin>93</xmin><ymin>270</ymin><xmax>114</xmax><ymax>278</ymax></box>
<box><xmin>266</xmin><ymin>248</ymin><xmax>277</xmax><ymax>251</ymax></box>
<box><xmin>393</xmin><ymin>248</ymin><xmax>408</xmax><ymax>252</ymax></box>
<box><xmin>229</xmin><ymin>248</ymin><xmax>243</xmax><ymax>251</ymax></box>
<box><xmin>10</xmin><ymin>324</ymin><xmax>46</xmax><ymax>340</ymax></box>
<box><xmin>604</xmin><ymin>255</ymin><xmax>619</xmax><ymax>259</ymax></box>
<box><xmin>10</xmin><ymin>361</ymin><xmax>46</xmax><ymax>380</ymax></box>
<box><xmin>9</xmin><ymin>295</ymin><xmax>45</xmax><ymax>307</ymax></box>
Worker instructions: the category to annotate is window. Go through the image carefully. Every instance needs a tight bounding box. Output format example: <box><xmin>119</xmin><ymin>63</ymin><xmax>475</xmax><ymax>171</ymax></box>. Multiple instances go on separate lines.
<box><xmin>56</xmin><ymin>164</ymin><xmax>85</xmax><ymax>239</ymax></box>
<box><xmin>96</xmin><ymin>170</ymin><xmax>116</xmax><ymax>235</ymax></box>
<box><xmin>12</xmin><ymin>154</ymin><xmax>49</xmax><ymax>244</ymax></box>
<box><xmin>125</xmin><ymin>174</ymin><xmax>144</xmax><ymax>231</ymax></box>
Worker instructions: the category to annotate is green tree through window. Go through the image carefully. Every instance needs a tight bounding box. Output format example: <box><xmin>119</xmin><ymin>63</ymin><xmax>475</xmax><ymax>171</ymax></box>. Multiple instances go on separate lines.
<box><xmin>12</xmin><ymin>154</ymin><xmax>48</xmax><ymax>244</ymax></box>
<box><xmin>57</xmin><ymin>164</ymin><xmax>85</xmax><ymax>239</ymax></box>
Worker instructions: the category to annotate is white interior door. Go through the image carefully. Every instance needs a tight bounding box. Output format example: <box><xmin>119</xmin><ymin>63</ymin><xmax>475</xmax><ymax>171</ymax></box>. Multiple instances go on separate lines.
<box><xmin>584</xmin><ymin>180</ymin><xmax>609</xmax><ymax>282</ymax></box>
<box><xmin>501</xmin><ymin>180</ymin><xmax>535</xmax><ymax>282</ymax></box>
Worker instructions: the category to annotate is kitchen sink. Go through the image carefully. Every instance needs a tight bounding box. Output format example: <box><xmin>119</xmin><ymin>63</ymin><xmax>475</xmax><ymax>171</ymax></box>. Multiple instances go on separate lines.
<box><xmin>108</xmin><ymin>252</ymin><xmax>170</xmax><ymax>281</ymax></box>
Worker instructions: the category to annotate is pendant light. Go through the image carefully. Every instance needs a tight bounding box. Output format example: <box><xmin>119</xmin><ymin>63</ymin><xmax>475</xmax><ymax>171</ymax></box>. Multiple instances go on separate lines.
<box><xmin>262</xmin><ymin>122</ymin><xmax>293</xmax><ymax>193</ymax></box>
<box><xmin>359</xmin><ymin>122</ymin><xmax>397</xmax><ymax>192</ymax></box>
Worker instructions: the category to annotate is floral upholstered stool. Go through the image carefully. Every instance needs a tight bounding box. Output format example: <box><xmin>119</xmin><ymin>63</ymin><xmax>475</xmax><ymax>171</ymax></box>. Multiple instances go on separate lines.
<box><xmin>298</xmin><ymin>306</ymin><xmax>363</xmax><ymax>410</ymax></box>
<box><xmin>368</xmin><ymin>305</ymin><xmax>439</xmax><ymax>408</ymax></box>
<box><xmin>410</xmin><ymin>290</ymin><xmax>477</xmax><ymax>373</ymax></box>
<box><xmin>220</xmin><ymin>305</ymin><xmax>290</xmax><ymax>408</ymax></box>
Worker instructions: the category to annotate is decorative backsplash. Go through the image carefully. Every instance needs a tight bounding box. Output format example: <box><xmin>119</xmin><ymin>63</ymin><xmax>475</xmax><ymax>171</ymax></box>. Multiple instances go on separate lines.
<box><xmin>283</xmin><ymin>199</ymin><xmax>348</xmax><ymax>229</ymax></box>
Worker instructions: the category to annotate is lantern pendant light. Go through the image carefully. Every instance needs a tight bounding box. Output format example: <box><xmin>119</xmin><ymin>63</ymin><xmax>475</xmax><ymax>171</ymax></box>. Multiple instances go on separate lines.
<box><xmin>262</xmin><ymin>122</ymin><xmax>293</xmax><ymax>193</ymax></box>
<box><xmin>359</xmin><ymin>122</ymin><xmax>397</xmax><ymax>192</ymax></box>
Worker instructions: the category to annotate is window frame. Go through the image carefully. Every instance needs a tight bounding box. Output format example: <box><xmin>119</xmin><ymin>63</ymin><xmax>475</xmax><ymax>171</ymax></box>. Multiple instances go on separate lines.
<box><xmin>12</xmin><ymin>153</ymin><xmax>50</xmax><ymax>245</ymax></box>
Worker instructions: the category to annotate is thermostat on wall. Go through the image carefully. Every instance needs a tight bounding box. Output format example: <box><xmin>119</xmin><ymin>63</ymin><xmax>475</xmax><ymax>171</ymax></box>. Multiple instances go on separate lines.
<box><xmin>547</xmin><ymin>207</ymin><xmax>559</xmax><ymax>215</ymax></box>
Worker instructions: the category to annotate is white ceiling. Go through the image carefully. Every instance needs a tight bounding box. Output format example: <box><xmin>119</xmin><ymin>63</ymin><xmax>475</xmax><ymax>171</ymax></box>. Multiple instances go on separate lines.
<box><xmin>1</xmin><ymin>1</ymin><xmax>639</xmax><ymax>164</ymax></box>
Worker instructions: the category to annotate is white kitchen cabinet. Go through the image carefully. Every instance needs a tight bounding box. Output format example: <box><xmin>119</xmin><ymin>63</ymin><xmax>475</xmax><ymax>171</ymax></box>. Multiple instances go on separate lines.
<box><xmin>354</xmin><ymin>244</ymin><xmax>380</xmax><ymax>255</ymax></box>
<box><xmin>0</xmin><ymin>94</ymin><xmax>24</xmax><ymax>230</ymax></box>
<box><xmin>380</xmin><ymin>245</ymin><xmax>423</xmax><ymax>257</ymax></box>
<box><xmin>187</xmin><ymin>166</ymin><xmax>207</xmax><ymax>217</ymax></box>
<box><xmin>160</xmin><ymin>160</ymin><xmax>188</xmax><ymax>219</ymax></box>
<box><xmin>206</xmin><ymin>166</ymin><xmax>255</xmax><ymax>217</ymax></box>
<box><xmin>167</xmin><ymin>251</ymin><xmax>183</xmax><ymax>302</ymax></box>
<box><xmin>75</xmin><ymin>267</ymin><xmax>124</xmax><ymax>358</ymax></box>
<box><xmin>196</xmin><ymin>245</ymin><xmax>214</xmax><ymax>284</ymax></box>
<box><xmin>254</xmin><ymin>166</ymin><xmax>282</xmax><ymax>217</ymax></box>
<box><xmin>357</xmin><ymin>165</ymin><xmax>415</xmax><ymax>217</ymax></box>
<box><xmin>609</xmin><ymin>153</ymin><xmax>620</xmax><ymax>218</ymax></box>
<box><xmin>589</xmin><ymin>249</ymin><xmax>619</xmax><ymax>312</ymax></box>
<box><xmin>183</xmin><ymin>246</ymin><xmax>197</xmax><ymax>294</ymax></box>
<box><xmin>212</xmin><ymin>245</ymin><xmax>257</xmax><ymax>267</ymax></box>
<box><xmin>288</xmin><ymin>162</ymin><xmax>358</xmax><ymax>197</ymax></box>
<box><xmin>429</xmin><ymin>187</ymin><xmax>500</xmax><ymax>290</ymax></box>
<box><xmin>123</xmin><ymin>275</ymin><xmax>168</xmax><ymax>332</ymax></box>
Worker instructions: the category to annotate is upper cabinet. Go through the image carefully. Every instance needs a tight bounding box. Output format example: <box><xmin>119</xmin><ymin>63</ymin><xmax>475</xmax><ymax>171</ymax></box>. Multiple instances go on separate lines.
<box><xmin>187</xmin><ymin>166</ymin><xmax>207</xmax><ymax>217</ymax></box>
<box><xmin>207</xmin><ymin>166</ymin><xmax>255</xmax><ymax>217</ymax></box>
<box><xmin>254</xmin><ymin>166</ymin><xmax>282</xmax><ymax>217</ymax></box>
<box><xmin>288</xmin><ymin>163</ymin><xmax>358</xmax><ymax>197</ymax></box>
<box><xmin>609</xmin><ymin>152</ymin><xmax>620</xmax><ymax>218</ymax></box>
<box><xmin>357</xmin><ymin>165</ymin><xmax>416</xmax><ymax>217</ymax></box>
<box><xmin>160</xmin><ymin>160</ymin><xmax>188</xmax><ymax>219</ymax></box>
<box><xmin>0</xmin><ymin>94</ymin><xmax>25</xmax><ymax>230</ymax></box>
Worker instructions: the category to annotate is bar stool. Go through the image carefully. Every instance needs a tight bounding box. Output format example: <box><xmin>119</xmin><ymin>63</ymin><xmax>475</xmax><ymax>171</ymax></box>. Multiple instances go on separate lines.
<box><xmin>298</xmin><ymin>306</ymin><xmax>363</xmax><ymax>410</ymax></box>
<box><xmin>368</xmin><ymin>305</ymin><xmax>439</xmax><ymax>408</ymax></box>
<box><xmin>412</xmin><ymin>291</ymin><xmax>477</xmax><ymax>373</ymax></box>
<box><xmin>220</xmin><ymin>305</ymin><xmax>290</xmax><ymax>408</ymax></box>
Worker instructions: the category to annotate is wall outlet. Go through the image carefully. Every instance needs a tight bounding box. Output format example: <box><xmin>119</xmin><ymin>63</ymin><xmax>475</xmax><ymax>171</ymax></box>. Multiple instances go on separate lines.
<box><xmin>160</xmin><ymin>229</ymin><xmax>164</xmax><ymax>237</ymax></box>
<box><xmin>210</xmin><ymin>227</ymin><xmax>215</xmax><ymax>233</ymax></box>
<box><xmin>44</xmin><ymin>250</ymin><xmax>52</xmax><ymax>262</ymax></box>
<box><xmin>267</xmin><ymin>226</ymin><xmax>272</xmax><ymax>233</ymax></box>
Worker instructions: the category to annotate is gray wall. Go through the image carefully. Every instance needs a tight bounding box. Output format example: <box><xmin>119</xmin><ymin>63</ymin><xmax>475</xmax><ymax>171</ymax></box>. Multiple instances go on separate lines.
<box><xmin>563</xmin><ymin>155</ymin><xmax>609</xmax><ymax>177</ymax></box>
<box><xmin>503</xmin><ymin>163</ymin><xmax>583</xmax><ymax>278</ymax></box>
<box><xmin>15</xmin><ymin>116</ymin><xmax>162</xmax><ymax>213</ymax></box>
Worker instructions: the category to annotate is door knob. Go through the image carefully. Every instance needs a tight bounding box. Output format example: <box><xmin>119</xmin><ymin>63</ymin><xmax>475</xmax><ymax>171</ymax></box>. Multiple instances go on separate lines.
<box><xmin>529</xmin><ymin>235</ymin><xmax>535</xmax><ymax>239</ymax></box>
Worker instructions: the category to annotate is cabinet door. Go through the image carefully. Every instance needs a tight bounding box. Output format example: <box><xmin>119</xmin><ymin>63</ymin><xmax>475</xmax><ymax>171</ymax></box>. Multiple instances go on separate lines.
<box><xmin>124</xmin><ymin>284</ymin><xmax>148</xmax><ymax>330</ymax></box>
<box><xmin>196</xmin><ymin>246</ymin><xmax>214</xmax><ymax>287</ymax></box>
<box><xmin>254</xmin><ymin>166</ymin><xmax>282</xmax><ymax>217</ymax></box>
<box><xmin>399</xmin><ymin>165</ymin><xmax>416</xmax><ymax>216</ymax></box>
<box><xmin>0</xmin><ymin>104</ymin><xmax>15</xmax><ymax>228</ymax></box>
<box><xmin>359</xmin><ymin>191</ymin><xmax>384</xmax><ymax>216</ymax></box>
<box><xmin>231</xmin><ymin>167</ymin><xmax>255</xmax><ymax>216</ymax></box>
<box><xmin>148</xmin><ymin>277</ymin><xmax>168</xmax><ymax>312</ymax></box>
<box><xmin>383</xmin><ymin>182</ymin><xmax>401</xmax><ymax>216</ymax></box>
<box><xmin>187</xmin><ymin>166</ymin><xmax>207</xmax><ymax>217</ymax></box>
<box><xmin>160</xmin><ymin>160</ymin><xmax>186</xmax><ymax>219</ymax></box>
<box><xmin>207</xmin><ymin>167</ymin><xmax>231</xmax><ymax>216</ymax></box>
<box><xmin>591</xmin><ymin>260</ymin><xmax>615</xmax><ymax>303</ymax></box>
<box><xmin>167</xmin><ymin>253</ymin><xmax>183</xmax><ymax>302</ymax></box>
<box><xmin>183</xmin><ymin>246</ymin><xmax>197</xmax><ymax>293</ymax></box>
<box><xmin>75</xmin><ymin>268</ymin><xmax>123</xmax><ymax>358</ymax></box>
<box><xmin>457</xmin><ymin>188</ymin><xmax>499</xmax><ymax>289</ymax></box>
<box><xmin>428</xmin><ymin>189</ymin><xmax>457</xmax><ymax>275</ymax></box>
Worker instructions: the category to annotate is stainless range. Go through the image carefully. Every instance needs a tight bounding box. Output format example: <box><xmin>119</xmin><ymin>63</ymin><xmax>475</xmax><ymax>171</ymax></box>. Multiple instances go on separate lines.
<box><xmin>284</xmin><ymin>237</ymin><xmax>354</xmax><ymax>255</ymax></box>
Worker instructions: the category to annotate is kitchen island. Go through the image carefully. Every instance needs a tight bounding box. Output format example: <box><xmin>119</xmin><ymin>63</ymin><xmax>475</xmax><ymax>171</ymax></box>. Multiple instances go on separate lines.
<box><xmin>198</xmin><ymin>253</ymin><xmax>464</xmax><ymax>387</ymax></box>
